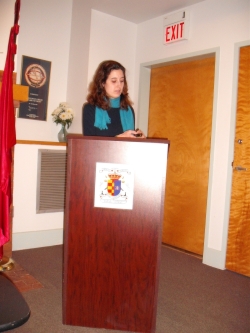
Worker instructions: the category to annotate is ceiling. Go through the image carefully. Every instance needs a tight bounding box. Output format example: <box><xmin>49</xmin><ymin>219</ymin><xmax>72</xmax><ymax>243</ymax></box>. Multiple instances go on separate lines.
<box><xmin>90</xmin><ymin>0</ymin><xmax>205</xmax><ymax>24</ymax></box>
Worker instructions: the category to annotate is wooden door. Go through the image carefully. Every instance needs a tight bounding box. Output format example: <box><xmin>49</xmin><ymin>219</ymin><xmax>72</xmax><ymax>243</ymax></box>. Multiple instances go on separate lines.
<box><xmin>148</xmin><ymin>56</ymin><xmax>215</xmax><ymax>255</ymax></box>
<box><xmin>226</xmin><ymin>45</ymin><xmax>250</xmax><ymax>277</ymax></box>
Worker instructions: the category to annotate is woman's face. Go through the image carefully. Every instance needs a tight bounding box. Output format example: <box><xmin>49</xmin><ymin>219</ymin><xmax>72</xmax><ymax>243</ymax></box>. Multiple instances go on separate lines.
<box><xmin>103</xmin><ymin>69</ymin><xmax>124</xmax><ymax>99</ymax></box>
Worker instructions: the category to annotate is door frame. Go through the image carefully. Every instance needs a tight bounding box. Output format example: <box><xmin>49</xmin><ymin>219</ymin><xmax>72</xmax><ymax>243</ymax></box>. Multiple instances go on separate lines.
<box><xmin>136</xmin><ymin>46</ymin><xmax>244</xmax><ymax>270</ymax></box>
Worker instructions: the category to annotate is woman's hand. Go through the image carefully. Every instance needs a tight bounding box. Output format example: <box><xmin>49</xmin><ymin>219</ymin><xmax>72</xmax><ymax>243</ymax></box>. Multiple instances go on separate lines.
<box><xmin>116</xmin><ymin>129</ymin><xmax>146</xmax><ymax>138</ymax></box>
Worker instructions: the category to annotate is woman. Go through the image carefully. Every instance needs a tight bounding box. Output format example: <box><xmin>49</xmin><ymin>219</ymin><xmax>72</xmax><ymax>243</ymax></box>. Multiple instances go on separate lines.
<box><xmin>82</xmin><ymin>60</ymin><xmax>145</xmax><ymax>138</ymax></box>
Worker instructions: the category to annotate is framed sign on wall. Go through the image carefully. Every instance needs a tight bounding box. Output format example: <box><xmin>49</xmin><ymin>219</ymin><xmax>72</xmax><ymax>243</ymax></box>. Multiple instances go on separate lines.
<box><xmin>18</xmin><ymin>55</ymin><xmax>51</xmax><ymax>121</ymax></box>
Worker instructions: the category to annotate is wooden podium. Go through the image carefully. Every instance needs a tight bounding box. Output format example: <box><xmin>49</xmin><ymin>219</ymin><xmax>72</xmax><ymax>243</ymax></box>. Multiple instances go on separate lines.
<box><xmin>63</xmin><ymin>135</ymin><xmax>170</xmax><ymax>333</ymax></box>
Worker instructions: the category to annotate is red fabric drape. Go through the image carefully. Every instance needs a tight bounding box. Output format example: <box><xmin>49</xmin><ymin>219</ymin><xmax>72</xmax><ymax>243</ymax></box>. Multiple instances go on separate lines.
<box><xmin>0</xmin><ymin>0</ymin><xmax>20</xmax><ymax>258</ymax></box>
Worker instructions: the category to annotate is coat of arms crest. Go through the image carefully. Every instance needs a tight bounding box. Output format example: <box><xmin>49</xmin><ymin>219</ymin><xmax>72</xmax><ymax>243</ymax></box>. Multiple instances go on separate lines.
<box><xmin>94</xmin><ymin>163</ymin><xmax>134</xmax><ymax>210</ymax></box>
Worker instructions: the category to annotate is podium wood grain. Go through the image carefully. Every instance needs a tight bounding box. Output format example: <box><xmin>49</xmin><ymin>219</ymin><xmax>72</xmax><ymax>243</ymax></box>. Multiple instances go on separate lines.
<box><xmin>63</xmin><ymin>136</ymin><xmax>169</xmax><ymax>333</ymax></box>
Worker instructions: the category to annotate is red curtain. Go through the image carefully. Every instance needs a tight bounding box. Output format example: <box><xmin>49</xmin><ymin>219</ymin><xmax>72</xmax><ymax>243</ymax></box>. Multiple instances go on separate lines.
<box><xmin>0</xmin><ymin>0</ymin><xmax>20</xmax><ymax>258</ymax></box>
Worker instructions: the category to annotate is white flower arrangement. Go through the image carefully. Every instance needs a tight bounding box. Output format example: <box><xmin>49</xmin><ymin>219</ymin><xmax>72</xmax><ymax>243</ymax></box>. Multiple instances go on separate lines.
<box><xmin>52</xmin><ymin>102</ymin><xmax>74</xmax><ymax>128</ymax></box>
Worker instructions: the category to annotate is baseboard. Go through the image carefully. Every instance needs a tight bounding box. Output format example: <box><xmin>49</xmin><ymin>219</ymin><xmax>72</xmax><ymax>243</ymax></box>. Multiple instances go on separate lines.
<box><xmin>12</xmin><ymin>229</ymin><xmax>63</xmax><ymax>251</ymax></box>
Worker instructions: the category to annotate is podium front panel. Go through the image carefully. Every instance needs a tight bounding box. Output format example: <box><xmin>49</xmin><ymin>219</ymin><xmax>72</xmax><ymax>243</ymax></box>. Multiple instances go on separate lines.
<box><xmin>63</xmin><ymin>136</ymin><xmax>169</xmax><ymax>333</ymax></box>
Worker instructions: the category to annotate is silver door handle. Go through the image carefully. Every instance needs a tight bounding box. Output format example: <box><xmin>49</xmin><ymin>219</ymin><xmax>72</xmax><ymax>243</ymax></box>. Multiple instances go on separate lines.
<box><xmin>235</xmin><ymin>166</ymin><xmax>247</xmax><ymax>171</ymax></box>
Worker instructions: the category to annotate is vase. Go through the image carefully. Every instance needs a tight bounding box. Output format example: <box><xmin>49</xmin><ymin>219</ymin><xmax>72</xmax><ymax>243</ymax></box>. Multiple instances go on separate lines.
<box><xmin>57</xmin><ymin>124</ymin><xmax>68</xmax><ymax>142</ymax></box>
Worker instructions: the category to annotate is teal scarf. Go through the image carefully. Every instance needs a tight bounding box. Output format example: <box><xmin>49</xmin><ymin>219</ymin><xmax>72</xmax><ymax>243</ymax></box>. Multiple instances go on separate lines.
<box><xmin>94</xmin><ymin>97</ymin><xmax>134</xmax><ymax>131</ymax></box>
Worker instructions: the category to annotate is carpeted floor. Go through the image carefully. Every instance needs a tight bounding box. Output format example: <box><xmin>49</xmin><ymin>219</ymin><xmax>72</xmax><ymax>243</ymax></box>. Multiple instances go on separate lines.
<box><xmin>5</xmin><ymin>245</ymin><xmax>250</xmax><ymax>333</ymax></box>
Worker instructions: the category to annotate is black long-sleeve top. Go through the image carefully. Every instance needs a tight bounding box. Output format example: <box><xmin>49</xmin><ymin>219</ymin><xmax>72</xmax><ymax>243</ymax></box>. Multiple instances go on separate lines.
<box><xmin>82</xmin><ymin>103</ymin><xmax>135</xmax><ymax>137</ymax></box>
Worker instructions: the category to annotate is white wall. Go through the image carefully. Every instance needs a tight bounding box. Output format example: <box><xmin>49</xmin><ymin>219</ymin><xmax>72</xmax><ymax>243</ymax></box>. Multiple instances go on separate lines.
<box><xmin>13</xmin><ymin>144</ymin><xmax>66</xmax><ymax>250</ymax></box>
<box><xmin>66</xmin><ymin>8</ymin><xmax>138</xmax><ymax>135</ymax></box>
<box><xmin>0</xmin><ymin>0</ymin><xmax>73</xmax><ymax>250</ymax></box>
<box><xmin>87</xmin><ymin>10</ymin><xmax>137</xmax><ymax>112</ymax></box>
<box><xmin>135</xmin><ymin>0</ymin><xmax>250</xmax><ymax>268</ymax></box>
<box><xmin>0</xmin><ymin>0</ymin><xmax>16</xmax><ymax>69</ymax></box>
<box><xmin>67</xmin><ymin>7</ymin><xmax>139</xmax><ymax>135</ymax></box>
<box><xmin>15</xmin><ymin>0</ymin><xmax>73</xmax><ymax>142</ymax></box>
<box><xmin>66</xmin><ymin>0</ymin><xmax>92</xmax><ymax>135</ymax></box>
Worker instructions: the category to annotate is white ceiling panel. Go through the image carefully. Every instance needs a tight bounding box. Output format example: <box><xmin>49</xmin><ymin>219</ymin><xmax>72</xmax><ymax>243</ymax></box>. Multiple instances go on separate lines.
<box><xmin>89</xmin><ymin>0</ymin><xmax>205</xmax><ymax>23</ymax></box>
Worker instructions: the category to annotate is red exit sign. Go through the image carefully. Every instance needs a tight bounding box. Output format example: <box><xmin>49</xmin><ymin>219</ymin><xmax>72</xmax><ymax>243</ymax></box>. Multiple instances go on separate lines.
<box><xmin>163</xmin><ymin>10</ymin><xmax>189</xmax><ymax>45</ymax></box>
<box><xmin>165</xmin><ymin>21</ymin><xmax>185</xmax><ymax>43</ymax></box>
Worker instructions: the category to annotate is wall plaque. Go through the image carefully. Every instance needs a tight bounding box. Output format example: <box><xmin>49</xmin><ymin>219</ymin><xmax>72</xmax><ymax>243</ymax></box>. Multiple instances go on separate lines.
<box><xmin>18</xmin><ymin>55</ymin><xmax>51</xmax><ymax>121</ymax></box>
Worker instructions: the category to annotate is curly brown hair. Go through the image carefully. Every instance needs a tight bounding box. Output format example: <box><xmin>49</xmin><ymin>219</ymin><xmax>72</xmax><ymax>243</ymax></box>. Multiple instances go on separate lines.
<box><xmin>86</xmin><ymin>60</ymin><xmax>133</xmax><ymax>110</ymax></box>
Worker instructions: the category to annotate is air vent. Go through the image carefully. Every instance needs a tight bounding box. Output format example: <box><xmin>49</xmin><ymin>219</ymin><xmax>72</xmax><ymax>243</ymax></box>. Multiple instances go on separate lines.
<box><xmin>37</xmin><ymin>149</ymin><xmax>67</xmax><ymax>213</ymax></box>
